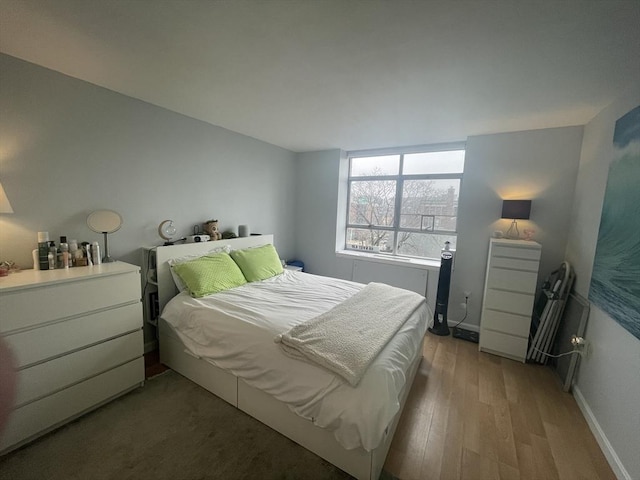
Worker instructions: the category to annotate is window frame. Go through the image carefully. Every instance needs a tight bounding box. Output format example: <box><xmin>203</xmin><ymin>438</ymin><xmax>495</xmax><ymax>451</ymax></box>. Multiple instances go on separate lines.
<box><xmin>345</xmin><ymin>144</ymin><xmax>465</xmax><ymax>260</ymax></box>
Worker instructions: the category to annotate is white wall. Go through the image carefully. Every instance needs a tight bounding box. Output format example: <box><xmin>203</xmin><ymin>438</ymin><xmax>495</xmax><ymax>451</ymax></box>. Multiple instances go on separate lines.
<box><xmin>0</xmin><ymin>54</ymin><xmax>297</xmax><ymax>346</ymax></box>
<box><xmin>0</xmin><ymin>54</ymin><xmax>297</xmax><ymax>267</ymax></box>
<box><xmin>293</xmin><ymin>150</ymin><xmax>353</xmax><ymax>280</ymax></box>
<box><xmin>453</xmin><ymin>127</ymin><xmax>584</xmax><ymax>327</ymax></box>
<box><xmin>565</xmin><ymin>85</ymin><xmax>640</xmax><ymax>480</ymax></box>
<box><xmin>295</xmin><ymin>128</ymin><xmax>584</xmax><ymax>330</ymax></box>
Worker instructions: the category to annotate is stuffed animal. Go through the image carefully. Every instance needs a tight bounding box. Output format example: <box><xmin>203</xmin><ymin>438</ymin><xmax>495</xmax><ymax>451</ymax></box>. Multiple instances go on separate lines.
<box><xmin>203</xmin><ymin>220</ymin><xmax>222</xmax><ymax>241</ymax></box>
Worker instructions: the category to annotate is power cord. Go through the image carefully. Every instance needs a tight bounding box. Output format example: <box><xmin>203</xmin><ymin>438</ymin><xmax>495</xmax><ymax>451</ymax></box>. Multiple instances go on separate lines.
<box><xmin>531</xmin><ymin>335</ymin><xmax>587</xmax><ymax>358</ymax></box>
<box><xmin>531</xmin><ymin>346</ymin><xmax>580</xmax><ymax>358</ymax></box>
<box><xmin>449</xmin><ymin>292</ymin><xmax>587</xmax><ymax>357</ymax></box>
<box><xmin>451</xmin><ymin>295</ymin><xmax>469</xmax><ymax>329</ymax></box>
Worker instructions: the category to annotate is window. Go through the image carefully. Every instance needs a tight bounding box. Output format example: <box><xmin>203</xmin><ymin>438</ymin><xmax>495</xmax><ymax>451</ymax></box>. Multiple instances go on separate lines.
<box><xmin>345</xmin><ymin>145</ymin><xmax>465</xmax><ymax>260</ymax></box>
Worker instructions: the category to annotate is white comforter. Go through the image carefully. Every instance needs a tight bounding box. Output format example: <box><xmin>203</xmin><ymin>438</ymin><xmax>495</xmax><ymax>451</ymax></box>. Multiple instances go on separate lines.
<box><xmin>277</xmin><ymin>282</ymin><xmax>426</xmax><ymax>386</ymax></box>
<box><xmin>161</xmin><ymin>270</ymin><xmax>428</xmax><ymax>451</ymax></box>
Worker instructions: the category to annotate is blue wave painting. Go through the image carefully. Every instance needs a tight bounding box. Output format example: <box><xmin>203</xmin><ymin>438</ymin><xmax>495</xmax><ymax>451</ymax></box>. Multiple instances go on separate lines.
<box><xmin>589</xmin><ymin>105</ymin><xmax>640</xmax><ymax>340</ymax></box>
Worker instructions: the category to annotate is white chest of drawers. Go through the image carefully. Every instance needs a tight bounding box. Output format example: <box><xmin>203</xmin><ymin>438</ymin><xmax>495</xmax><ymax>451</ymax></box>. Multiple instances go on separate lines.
<box><xmin>479</xmin><ymin>239</ymin><xmax>541</xmax><ymax>362</ymax></box>
<box><xmin>0</xmin><ymin>262</ymin><xmax>144</xmax><ymax>453</ymax></box>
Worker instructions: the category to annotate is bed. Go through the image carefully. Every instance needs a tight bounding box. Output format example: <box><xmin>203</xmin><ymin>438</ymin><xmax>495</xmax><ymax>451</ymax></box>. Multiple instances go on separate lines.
<box><xmin>155</xmin><ymin>235</ymin><xmax>429</xmax><ymax>479</ymax></box>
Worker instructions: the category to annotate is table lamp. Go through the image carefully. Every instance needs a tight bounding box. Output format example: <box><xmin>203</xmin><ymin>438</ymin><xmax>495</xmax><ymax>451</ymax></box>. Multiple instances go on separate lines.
<box><xmin>501</xmin><ymin>200</ymin><xmax>531</xmax><ymax>239</ymax></box>
<box><xmin>87</xmin><ymin>210</ymin><xmax>123</xmax><ymax>262</ymax></box>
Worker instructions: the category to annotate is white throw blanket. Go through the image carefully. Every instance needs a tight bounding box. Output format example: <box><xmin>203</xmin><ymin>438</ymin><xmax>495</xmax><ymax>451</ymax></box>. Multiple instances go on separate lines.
<box><xmin>275</xmin><ymin>282</ymin><xmax>425</xmax><ymax>386</ymax></box>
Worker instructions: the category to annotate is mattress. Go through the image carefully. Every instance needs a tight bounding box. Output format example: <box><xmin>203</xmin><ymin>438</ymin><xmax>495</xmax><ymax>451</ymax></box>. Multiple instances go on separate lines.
<box><xmin>161</xmin><ymin>270</ymin><xmax>428</xmax><ymax>451</ymax></box>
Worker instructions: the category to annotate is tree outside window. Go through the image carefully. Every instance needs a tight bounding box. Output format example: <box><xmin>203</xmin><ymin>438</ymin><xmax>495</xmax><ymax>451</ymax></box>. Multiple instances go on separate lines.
<box><xmin>346</xmin><ymin>147</ymin><xmax>464</xmax><ymax>260</ymax></box>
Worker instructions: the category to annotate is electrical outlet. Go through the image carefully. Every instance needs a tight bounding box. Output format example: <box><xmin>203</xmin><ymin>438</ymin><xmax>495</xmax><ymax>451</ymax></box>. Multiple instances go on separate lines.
<box><xmin>571</xmin><ymin>335</ymin><xmax>590</xmax><ymax>357</ymax></box>
<box><xmin>463</xmin><ymin>290</ymin><xmax>471</xmax><ymax>299</ymax></box>
<box><xmin>460</xmin><ymin>302</ymin><xmax>468</xmax><ymax>309</ymax></box>
<box><xmin>571</xmin><ymin>335</ymin><xmax>587</xmax><ymax>347</ymax></box>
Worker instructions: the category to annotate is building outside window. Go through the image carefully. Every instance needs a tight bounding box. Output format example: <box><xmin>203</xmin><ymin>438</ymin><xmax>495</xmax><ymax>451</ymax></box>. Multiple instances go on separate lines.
<box><xmin>346</xmin><ymin>145</ymin><xmax>465</xmax><ymax>260</ymax></box>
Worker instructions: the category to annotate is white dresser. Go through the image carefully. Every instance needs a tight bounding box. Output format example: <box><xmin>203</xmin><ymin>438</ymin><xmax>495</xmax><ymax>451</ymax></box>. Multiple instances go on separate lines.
<box><xmin>479</xmin><ymin>239</ymin><xmax>541</xmax><ymax>362</ymax></box>
<box><xmin>0</xmin><ymin>262</ymin><xmax>144</xmax><ymax>453</ymax></box>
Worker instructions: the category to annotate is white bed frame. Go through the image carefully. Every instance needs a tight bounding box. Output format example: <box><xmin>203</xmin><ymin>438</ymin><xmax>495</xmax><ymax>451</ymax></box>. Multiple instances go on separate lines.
<box><xmin>155</xmin><ymin>235</ymin><xmax>423</xmax><ymax>480</ymax></box>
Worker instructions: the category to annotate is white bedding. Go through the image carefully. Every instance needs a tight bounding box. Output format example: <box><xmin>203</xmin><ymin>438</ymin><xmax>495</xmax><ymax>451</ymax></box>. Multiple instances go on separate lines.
<box><xmin>161</xmin><ymin>270</ymin><xmax>428</xmax><ymax>451</ymax></box>
<box><xmin>277</xmin><ymin>282</ymin><xmax>425</xmax><ymax>387</ymax></box>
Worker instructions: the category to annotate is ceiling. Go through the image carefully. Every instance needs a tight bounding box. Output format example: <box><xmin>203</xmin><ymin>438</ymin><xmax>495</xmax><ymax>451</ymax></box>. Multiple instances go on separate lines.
<box><xmin>1</xmin><ymin>0</ymin><xmax>639</xmax><ymax>153</ymax></box>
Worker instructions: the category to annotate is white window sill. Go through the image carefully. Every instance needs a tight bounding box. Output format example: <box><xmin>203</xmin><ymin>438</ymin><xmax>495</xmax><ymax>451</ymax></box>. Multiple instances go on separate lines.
<box><xmin>336</xmin><ymin>250</ymin><xmax>440</xmax><ymax>271</ymax></box>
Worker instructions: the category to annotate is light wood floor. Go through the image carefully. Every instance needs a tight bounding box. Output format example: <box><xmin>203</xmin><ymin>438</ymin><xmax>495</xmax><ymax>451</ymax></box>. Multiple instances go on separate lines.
<box><xmin>384</xmin><ymin>334</ymin><xmax>615</xmax><ymax>480</ymax></box>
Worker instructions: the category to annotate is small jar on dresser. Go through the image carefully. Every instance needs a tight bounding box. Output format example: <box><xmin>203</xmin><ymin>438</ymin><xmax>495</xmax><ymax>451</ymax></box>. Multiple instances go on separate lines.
<box><xmin>0</xmin><ymin>262</ymin><xmax>144</xmax><ymax>453</ymax></box>
<box><xmin>479</xmin><ymin>238</ymin><xmax>542</xmax><ymax>363</ymax></box>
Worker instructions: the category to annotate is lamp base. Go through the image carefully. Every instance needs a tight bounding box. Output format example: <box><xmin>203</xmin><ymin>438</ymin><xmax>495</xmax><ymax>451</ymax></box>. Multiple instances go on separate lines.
<box><xmin>102</xmin><ymin>232</ymin><xmax>114</xmax><ymax>263</ymax></box>
<box><xmin>505</xmin><ymin>219</ymin><xmax>520</xmax><ymax>239</ymax></box>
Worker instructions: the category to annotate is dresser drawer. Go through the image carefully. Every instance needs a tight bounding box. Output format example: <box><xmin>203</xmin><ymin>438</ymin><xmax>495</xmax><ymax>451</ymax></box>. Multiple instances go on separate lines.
<box><xmin>481</xmin><ymin>310</ymin><xmax>531</xmax><ymax>338</ymax></box>
<box><xmin>1</xmin><ymin>358</ymin><xmax>143</xmax><ymax>452</ymax></box>
<box><xmin>484</xmin><ymin>289</ymin><xmax>535</xmax><ymax>316</ymax></box>
<box><xmin>486</xmin><ymin>268</ymin><xmax>538</xmax><ymax>293</ymax></box>
<box><xmin>489</xmin><ymin>256</ymin><xmax>540</xmax><ymax>272</ymax></box>
<box><xmin>491</xmin><ymin>245</ymin><xmax>541</xmax><ymax>261</ymax></box>
<box><xmin>15</xmin><ymin>330</ymin><xmax>143</xmax><ymax>406</ymax></box>
<box><xmin>6</xmin><ymin>302</ymin><xmax>142</xmax><ymax>369</ymax></box>
<box><xmin>0</xmin><ymin>271</ymin><xmax>140</xmax><ymax>333</ymax></box>
<box><xmin>479</xmin><ymin>329</ymin><xmax>528</xmax><ymax>362</ymax></box>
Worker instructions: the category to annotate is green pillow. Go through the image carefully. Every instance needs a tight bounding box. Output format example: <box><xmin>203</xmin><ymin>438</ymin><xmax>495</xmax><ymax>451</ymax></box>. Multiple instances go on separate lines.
<box><xmin>230</xmin><ymin>244</ymin><xmax>283</xmax><ymax>282</ymax></box>
<box><xmin>171</xmin><ymin>252</ymin><xmax>247</xmax><ymax>298</ymax></box>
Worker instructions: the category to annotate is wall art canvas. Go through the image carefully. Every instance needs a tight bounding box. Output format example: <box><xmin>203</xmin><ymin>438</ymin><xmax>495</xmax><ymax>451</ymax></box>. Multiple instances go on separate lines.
<box><xmin>589</xmin><ymin>105</ymin><xmax>640</xmax><ymax>340</ymax></box>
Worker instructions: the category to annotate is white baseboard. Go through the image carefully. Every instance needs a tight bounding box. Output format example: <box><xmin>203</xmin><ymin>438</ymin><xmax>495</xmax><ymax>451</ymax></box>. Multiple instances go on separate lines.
<box><xmin>572</xmin><ymin>385</ymin><xmax>630</xmax><ymax>480</ymax></box>
<box><xmin>144</xmin><ymin>339</ymin><xmax>158</xmax><ymax>354</ymax></box>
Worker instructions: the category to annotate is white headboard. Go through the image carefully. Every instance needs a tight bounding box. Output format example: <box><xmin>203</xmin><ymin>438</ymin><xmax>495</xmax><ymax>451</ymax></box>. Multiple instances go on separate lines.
<box><xmin>155</xmin><ymin>234</ymin><xmax>274</xmax><ymax>314</ymax></box>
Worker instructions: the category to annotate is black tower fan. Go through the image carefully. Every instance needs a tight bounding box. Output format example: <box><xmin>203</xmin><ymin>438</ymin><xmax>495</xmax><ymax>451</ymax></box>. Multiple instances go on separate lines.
<box><xmin>428</xmin><ymin>248</ymin><xmax>454</xmax><ymax>336</ymax></box>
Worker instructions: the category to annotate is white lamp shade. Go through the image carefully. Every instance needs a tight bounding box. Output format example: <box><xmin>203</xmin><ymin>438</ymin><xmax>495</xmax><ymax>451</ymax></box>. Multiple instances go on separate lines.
<box><xmin>87</xmin><ymin>210</ymin><xmax>122</xmax><ymax>233</ymax></box>
<box><xmin>0</xmin><ymin>181</ymin><xmax>14</xmax><ymax>214</ymax></box>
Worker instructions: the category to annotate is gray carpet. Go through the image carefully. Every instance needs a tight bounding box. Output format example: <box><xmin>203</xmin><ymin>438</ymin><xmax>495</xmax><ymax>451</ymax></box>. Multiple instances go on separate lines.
<box><xmin>0</xmin><ymin>370</ymin><xmax>400</xmax><ymax>480</ymax></box>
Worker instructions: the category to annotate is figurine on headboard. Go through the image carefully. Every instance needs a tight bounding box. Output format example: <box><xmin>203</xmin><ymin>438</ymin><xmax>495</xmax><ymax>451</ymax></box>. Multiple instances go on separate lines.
<box><xmin>203</xmin><ymin>220</ymin><xmax>222</xmax><ymax>241</ymax></box>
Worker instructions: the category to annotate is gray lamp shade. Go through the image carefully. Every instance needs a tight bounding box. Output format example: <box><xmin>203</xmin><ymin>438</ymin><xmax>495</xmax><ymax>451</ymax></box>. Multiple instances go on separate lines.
<box><xmin>501</xmin><ymin>200</ymin><xmax>531</xmax><ymax>220</ymax></box>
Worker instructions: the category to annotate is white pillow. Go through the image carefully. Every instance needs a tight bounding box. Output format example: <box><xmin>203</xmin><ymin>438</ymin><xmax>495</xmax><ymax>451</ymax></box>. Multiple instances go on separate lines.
<box><xmin>167</xmin><ymin>245</ymin><xmax>231</xmax><ymax>292</ymax></box>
